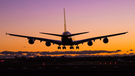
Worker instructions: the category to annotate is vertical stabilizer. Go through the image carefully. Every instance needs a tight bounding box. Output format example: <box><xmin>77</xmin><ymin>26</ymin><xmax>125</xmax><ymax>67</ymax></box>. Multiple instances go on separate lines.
<box><xmin>63</xmin><ymin>8</ymin><xmax>67</xmax><ymax>32</ymax></box>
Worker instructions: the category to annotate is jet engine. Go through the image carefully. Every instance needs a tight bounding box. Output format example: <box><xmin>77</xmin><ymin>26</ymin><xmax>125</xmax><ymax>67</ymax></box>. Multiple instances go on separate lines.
<box><xmin>28</xmin><ymin>38</ymin><xmax>35</xmax><ymax>44</ymax></box>
<box><xmin>87</xmin><ymin>40</ymin><xmax>93</xmax><ymax>46</ymax></box>
<box><xmin>46</xmin><ymin>41</ymin><xmax>51</xmax><ymax>46</ymax></box>
<box><xmin>103</xmin><ymin>37</ymin><xmax>109</xmax><ymax>43</ymax></box>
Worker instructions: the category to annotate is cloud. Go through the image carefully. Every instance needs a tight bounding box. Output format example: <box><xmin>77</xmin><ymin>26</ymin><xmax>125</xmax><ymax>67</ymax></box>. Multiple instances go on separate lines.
<box><xmin>23</xmin><ymin>46</ymin><xmax>29</xmax><ymax>48</ymax></box>
<box><xmin>39</xmin><ymin>50</ymin><xmax>120</xmax><ymax>55</ymax></box>
<box><xmin>129</xmin><ymin>53</ymin><xmax>134</xmax><ymax>55</ymax></box>
<box><xmin>130</xmin><ymin>49</ymin><xmax>133</xmax><ymax>51</ymax></box>
<box><xmin>116</xmin><ymin>50</ymin><xmax>121</xmax><ymax>52</ymax></box>
<box><xmin>23</xmin><ymin>46</ymin><xmax>26</xmax><ymax>48</ymax></box>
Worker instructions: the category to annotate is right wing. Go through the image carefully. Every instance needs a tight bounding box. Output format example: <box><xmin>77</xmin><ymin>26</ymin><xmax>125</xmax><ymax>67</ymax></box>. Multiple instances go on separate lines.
<box><xmin>74</xmin><ymin>32</ymin><xmax>128</xmax><ymax>45</ymax></box>
<box><xmin>6</xmin><ymin>33</ymin><xmax>62</xmax><ymax>45</ymax></box>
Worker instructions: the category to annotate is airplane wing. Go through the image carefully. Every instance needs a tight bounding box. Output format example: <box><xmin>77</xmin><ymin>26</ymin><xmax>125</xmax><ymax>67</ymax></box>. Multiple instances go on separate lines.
<box><xmin>74</xmin><ymin>32</ymin><xmax>128</xmax><ymax>45</ymax></box>
<box><xmin>6</xmin><ymin>33</ymin><xmax>62</xmax><ymax>45</ymax></box>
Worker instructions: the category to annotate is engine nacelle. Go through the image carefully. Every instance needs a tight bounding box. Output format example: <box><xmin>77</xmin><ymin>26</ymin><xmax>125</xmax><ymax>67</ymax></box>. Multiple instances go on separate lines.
<box><xmin>46</xmin><ymin>41</ymin><xmax>51</xmax><ymax>46</ymax></box>
<box><xmin>103</xmin><ymin>37</ymin><xmax>109</xmax><ymax>43</ymax></box>
<box><xmin>87</xmin><ymin>40</ymin><xmax>93</xmax><ymax>46</ymax></box>
<box><xmin>28</xmin><ymin>38</ymin><xmax>35</xmax><ymax>44</ymax></box>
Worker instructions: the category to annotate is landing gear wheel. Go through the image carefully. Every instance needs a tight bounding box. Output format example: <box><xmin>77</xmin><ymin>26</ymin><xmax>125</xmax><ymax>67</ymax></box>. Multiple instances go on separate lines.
<box><xmin>70</xmin><ymin>46</ymin><xmax>74</xmax><ymax>49</ymax></box>
<box><xmin>58</xmin><ymin>47</ymin><xmax>61</xmax><ymax>49</ymax></box>
<box><xmin>62</xmin><ymin>46</ymin><xmax>66</xmax><ymax>49</ymax></box>
<box><xmin>72</xmin><ymin>47</ymin><xmax>74</xmax><ymax>49</ymax></box>
<box><xmin>76</xmin><ymin>46</ymin><xmax>79</xmax><ymax>49</ymax></box>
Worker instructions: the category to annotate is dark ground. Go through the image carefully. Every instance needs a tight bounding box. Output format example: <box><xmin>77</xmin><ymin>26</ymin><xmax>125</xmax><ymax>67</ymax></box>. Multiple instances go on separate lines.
<box><xmin>1</xmin><ymin>56</ymin><xmax>135</xmax><ymax>76</ymax></box>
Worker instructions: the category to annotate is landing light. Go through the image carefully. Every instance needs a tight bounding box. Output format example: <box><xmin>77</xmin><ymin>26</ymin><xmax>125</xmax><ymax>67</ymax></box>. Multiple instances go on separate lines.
<box><xmin>43</xmin><ymin>63</ymin><xmax>45</xmax><ymax>65</ymax></box>
<box><xmin>110</xmin><ymin>62</ymin><xmax>111</xmax><ymax>64</ymax></box>
<box><xmin>0</xmin><ymin>60</ymin><xmax>4</xmax><ymax>62</ymax></box>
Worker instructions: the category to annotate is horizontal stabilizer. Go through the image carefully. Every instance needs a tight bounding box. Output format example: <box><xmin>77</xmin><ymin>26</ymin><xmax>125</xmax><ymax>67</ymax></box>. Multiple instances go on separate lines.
<box><xmin>40</xmin><ymin>32</ymin><xmax>62</xmax><ymax>37</ymax></box>
<box><xmin>67</xmin><ymin>32</ymin><xmax>89</xmax><ymax>37</ymax></box>
<box><xmin>40</xmin><ymin>32</ymin><xmax>89</xmax><ymax>37</ymax></box>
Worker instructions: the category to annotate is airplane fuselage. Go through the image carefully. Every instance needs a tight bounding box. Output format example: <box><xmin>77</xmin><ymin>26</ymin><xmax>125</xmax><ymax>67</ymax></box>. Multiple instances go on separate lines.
<box><xmin>61</xmin><ymin>31</ymin><xmax>74</xmax><ymax>45</ymax></box>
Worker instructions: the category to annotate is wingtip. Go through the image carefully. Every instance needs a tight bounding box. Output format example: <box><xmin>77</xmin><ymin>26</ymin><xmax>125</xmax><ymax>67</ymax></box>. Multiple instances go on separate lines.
<box><xmin>6</xmin><ymin>32</ymin><xmax>8</xmax><ymax>35</ymax></box>
<box><xmin>85</xmin><ymin>31</ymin><xmax>89</xmax><ymax>33</ymax></box>
<box><xmin>39</xmin><ymin>32</ymin><xmax>44</xmax><ymax>34</ymax></box>
<box><xmin>6</xmin><ymin>32</ymin><xmax>10</xmax><ymax>35</ymax></box>
<box><xmin>125</xmin><ymin>31</ymin><xmax>128</xmax><ymax>33</ymax></box>
<box><xmin>39</xmin><ymin>32</ymin><xmax>43</xmax><ymax>33</ymax></box>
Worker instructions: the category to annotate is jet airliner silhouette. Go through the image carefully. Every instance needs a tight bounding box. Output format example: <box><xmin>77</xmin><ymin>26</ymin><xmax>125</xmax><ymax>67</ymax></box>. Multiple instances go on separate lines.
<box><xmin>6</xmin><ymin>8</ymin><xmax>128</xmax><ymax>49</ymax></box>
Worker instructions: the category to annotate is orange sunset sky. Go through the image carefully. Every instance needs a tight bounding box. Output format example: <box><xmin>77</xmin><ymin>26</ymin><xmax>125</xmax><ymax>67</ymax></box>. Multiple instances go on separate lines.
<box><xmin>0</xmin><ymin>0</ymin><xmax>135</xmax><ymax>56</ymax></box>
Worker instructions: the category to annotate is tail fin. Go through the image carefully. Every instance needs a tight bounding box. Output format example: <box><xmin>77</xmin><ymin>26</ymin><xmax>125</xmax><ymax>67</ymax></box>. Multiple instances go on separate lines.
<box><xmin>63</xmin><ymin>8</ymin><xmax>67</xmax><ymax>32</ymax></box>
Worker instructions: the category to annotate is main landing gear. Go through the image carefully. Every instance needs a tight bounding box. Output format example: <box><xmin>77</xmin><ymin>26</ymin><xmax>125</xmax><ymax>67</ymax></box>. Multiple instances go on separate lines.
<box><xmin>58</xmin><ymin>46</ymin><xmax>61</xmax><ymax>49</ymax></box>
<box><xmin>70</xmin><ymin>45</ymin><xmax>79</xmax><ymax>49</ymax></box>
<box><xmin>58</xmin><ymin>45</ymin><xmax>79</xmax><ymax>49</ymax></box>
<box><xmin>70</xmin><ymin>46</ymin><xmax>74</xmax><ymax>49</ymax></box>
<box><xmin>58</xmin><ymin>46</ymin><xmax>66</xmax><ymax>49</ymax></box>
<box><xmin>62</xmin><ymin>46</ymin><xmax>66</xmax><ymax>49</ymax></box>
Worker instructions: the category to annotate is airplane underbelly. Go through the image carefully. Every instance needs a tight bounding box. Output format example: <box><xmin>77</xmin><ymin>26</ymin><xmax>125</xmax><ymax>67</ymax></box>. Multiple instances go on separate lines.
<box><xmin>62</xmin><ymin>37</ymin><xmax>74</xmax><ymax>45</ymax></box>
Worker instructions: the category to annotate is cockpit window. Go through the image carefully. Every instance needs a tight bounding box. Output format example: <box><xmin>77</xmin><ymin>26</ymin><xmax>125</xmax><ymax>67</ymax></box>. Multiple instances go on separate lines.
<box><xmin>62</xmin><ymin>31</ymin><xmax>71</xmax><ymax>35</ymax></box>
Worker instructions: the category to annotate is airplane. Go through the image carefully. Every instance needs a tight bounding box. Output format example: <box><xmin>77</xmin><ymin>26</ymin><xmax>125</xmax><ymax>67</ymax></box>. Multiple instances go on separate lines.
<box><xmin>6</xmin><ymin>8</ymin><xmax>128</xmax><ymax>49</ymax></box>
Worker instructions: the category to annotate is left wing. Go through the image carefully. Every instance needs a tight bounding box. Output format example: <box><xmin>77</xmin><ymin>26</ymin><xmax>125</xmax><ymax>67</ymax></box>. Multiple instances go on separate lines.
<box><xmin>74</xmin><ymin>32</ymin><xmax>128</xmax><ymax>45</ymax></box>
<box><xmin>6</xmin><ymin>33</ymin><xmax>62</xmax><ymax>45</ymax></box>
